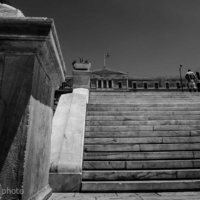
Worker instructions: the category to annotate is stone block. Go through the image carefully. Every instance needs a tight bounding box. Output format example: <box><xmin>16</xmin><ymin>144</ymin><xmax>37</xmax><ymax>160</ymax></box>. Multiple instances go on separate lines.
<box><xmin>72</xmin><ymin>70</ymin><xmax>91</xmax><ymax>89</ymax></box>
<box><xmin>49</xmin><ymin>93</ymin><xmax>87</xmax><ymax>192</ymax></box>
<box><xmin>0</xmin><ymin>17</ymin><xmax>65</xmax><ymax>200</ymax></box>
<box><xmin>73</xmin><ymin>88</ymin><xmax>89</xmax><ymax>103</ymax></box>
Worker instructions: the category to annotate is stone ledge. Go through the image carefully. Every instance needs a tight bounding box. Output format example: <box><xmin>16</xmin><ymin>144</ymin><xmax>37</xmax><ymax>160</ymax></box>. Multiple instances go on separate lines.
<box><xmin>49</xmin><ymin>93</ymin><xmax>87</xmax><ymax>192</ymax></box>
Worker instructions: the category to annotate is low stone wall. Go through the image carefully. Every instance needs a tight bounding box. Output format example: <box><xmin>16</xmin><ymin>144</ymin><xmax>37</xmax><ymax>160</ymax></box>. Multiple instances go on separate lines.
<box><xmin>49</xmin><ymin>91</ymin><xmax>87</xmax><ymax>192</ymax></box>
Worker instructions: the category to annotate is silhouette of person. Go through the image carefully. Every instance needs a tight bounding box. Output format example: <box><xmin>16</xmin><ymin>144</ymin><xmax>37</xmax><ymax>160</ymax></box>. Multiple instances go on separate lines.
<box><xmin>185</xmin><ymin>69</ymin><xmax>197</xmax><ymax>92</ymax></box>
<box><xmin>195</xmin><ymin>72</ymin><xmax>200</xmax><ymax>92</ymax></box>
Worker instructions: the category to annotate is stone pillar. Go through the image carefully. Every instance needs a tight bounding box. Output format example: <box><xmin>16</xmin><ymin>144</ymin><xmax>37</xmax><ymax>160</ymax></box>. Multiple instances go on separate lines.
<box><xmin>0</xmin><ymin>15</ymin><xmax>66</xmax><ymax>200</ymax></box>
<box><xmin>96</xmin><ymin>79</ymin><xmax>98</xmax><ymax>89</ymax></box>
<box><xmin>72</xmin><ymin>70</ymin><xmax>91</xmax><ymax>89</ymax></box>
<box><xmin>101</xmin><ymin>80</ymin><xmax>103</xmax><ymax>89</ymax></box>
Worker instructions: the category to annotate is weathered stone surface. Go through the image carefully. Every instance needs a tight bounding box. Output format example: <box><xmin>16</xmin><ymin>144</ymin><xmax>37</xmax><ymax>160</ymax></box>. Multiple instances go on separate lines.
<box><xmin>73</xmin><ymin>70</ymin><xmax>91</xmax><ymax>89</ymax></box>
<box><xmin>126</xmin><ymin>160</ymin><xmax>196</xmax><ymax>169</ymax></box>
<box><xmin>87</xmin><ymin>103</ymin><xmax>200</xmax><ymax>107</ymax></box>
<box><xmin>83</xmin><ymin>160</ymin><xmax>200</xmax><ymax>170</ymax></box>
<box><xmin>83</xmin><ymin>161</ymin><xmax>125</xmax><ymax>170</ymax></box>
<box><xmin>86</xmin><ymin>120</ymin><xmax>200</xmax><ymax>126</ymax></box>
<box><xmin>81</xmin><ymin>180</ymin><xmax>200</xmax><ymax>192</ymax></box>
<box><xmin>73</xmin><ymin>88</ymin><xmax>89</xmax><ymax>103</ymax></box>
<box><xmin>84</xmin><ymin>143</ymin><xmax>200</xmax><ymax>152</ymax></box>
<box><xmin>82</xmin><ymin>91</ymin><xmax>200</xmax><ymax>192</ymax></box>
<box><xmin>52</xmin><ymin>192</ymin><xmax>200</xmax><ymax>200</ymax></box>
<box><xmin>87</xmin><ymin>107</ymin><xmax>200</xmax><ymax>111</ymax></box>
<box><xmin>85</xmin><ymin>126</ymin><xmax>153</xmax><ymax>132</ymax></box>
<box><xmin>87</xmin><ymin>111</ymin><xmax>200</xmax><ymax>116</ymax></box>
<box><xmin>85</xmin><ymin>131</ymin><xmax>191</xmax><ymax>138</ymax></box>
<box><xmin>49</xmin><ymin>93</ymin><xmax>87</xmax><ymax>192</ymax></box>
<box><xmin>84</xmin><ymin>144</ymin><xmax>140</xmax><ymax>152</ymax></box>
<box><xmin>84</xmin><ymin>137</ymin><xmax>162</xmax><ymax>144</ymax></box>
<box><xmin>84</xmin><ymin>151</ymin><xmax>195</xmax><ymax>160</ymax></box>
<box><xmin>0</xmin><ymin>3</ymin><xmax>24</xmax><ymax>17</ymax></box>
<box><xmin>49</xmin><ymin>173</ymin><xmax>81</xmax><ymax>192</ymax></box>
<box><xmin>0</xmin><ymin>18</ymin><xmax>65</xmax><ymax>200</ymax></box>
<box><xmin>82</xmin><ymin>169</ymin><xmax>200</xmax><ymax>181</ymax></box>
<box><xmin>87</xmin><ymin>115</ymin><xmax>200</xmax><ymax>121</ymax></box>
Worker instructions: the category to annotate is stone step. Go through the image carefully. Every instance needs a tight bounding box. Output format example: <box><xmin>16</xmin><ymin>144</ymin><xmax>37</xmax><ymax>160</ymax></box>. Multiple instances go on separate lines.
<box><xmin>85</xmin><ymin>130</ymin><xmax>200</xmax><ymax>138</ymax></box>
<box><xmin>87</xmin><ymin>103</ymin><xmax>200</xmax><ymax>107</ymax></box>
<box><xmin>86</xmin><ymin>120</ymin><xmax>200</xmax><ymax>126</ymax></box>
<box><xmin>83</xmin><ymin>151</ymin><xmax>200</xmax><ymax>160</ymax></box>
<box><xmin>86</xmin><ymin>115</ymin><xmax>200</xmax><ymax>121</ymax></box>
<box><xmin>89</xmin><ymin>94</ymin><xmax>200</xmax><ymax>97</ymax></box>
<box><xmin>84</xmin><ymin>143</ymin><xmax>200</xmax><ymax>152</ymax></box>
<box><xmin>89</xmin><ymin>97</ymin><xmax>200</xmax><ymax>100</ymax></box>
<box><xmin>90</xmin><ymin>91</ymin><xmax>200</xmax><ymax>95</ymax></box>
<box><xmin>89</xmin><ymin>97</ymin><xmax>199</xmax><ymax>101</ymax></box>
<box><xmin>84</xmin><ymin>137</ymin><xmax>200</xmax><ymax>144</ymax></box>
<box><xmin>81</xmin><ymin>179</ymin><xmax>200</xmax><ymax>192</ymax></box>
<box><xmin>87</xmin><ymin>111</ymin><xmax>200</xmax><ymax>116</ymax></box>
<box><xmin>90</xmin><ymin>94</ymin><xmax>200</xmax><ymax>98</ymax></box>
<box><xmin>83</xmin><ymin>160</ymin><xmax>200</xmax><ymax>170</ymax></box>
<box><xmin>87</xmin><ymin>107</ymin><xmax>200</xmax><ymax>111</ymax></box>
<box><xmin>85</xmin><ymin>125</ymin><xmax>200</xmax><ymax>132</ymax></box>
<box><xmin>82</xmin><ymin>169</ymin><xmax>200</xmax><ymax>181</ymax></box>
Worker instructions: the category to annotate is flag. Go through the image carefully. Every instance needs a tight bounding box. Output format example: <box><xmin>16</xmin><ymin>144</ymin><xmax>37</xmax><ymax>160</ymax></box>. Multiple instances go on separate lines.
<box><xmin>105</xmin><ymin>53</ymin><xmax>110</xmax><ymax>58</ymax></box>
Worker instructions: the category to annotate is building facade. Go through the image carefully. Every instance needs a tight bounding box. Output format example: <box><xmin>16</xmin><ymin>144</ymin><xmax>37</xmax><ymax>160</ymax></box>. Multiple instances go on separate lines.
<box><xmin>90</xmin><ymin>67</ymin><xmax>187</xmax><ymax>91</ymax></box>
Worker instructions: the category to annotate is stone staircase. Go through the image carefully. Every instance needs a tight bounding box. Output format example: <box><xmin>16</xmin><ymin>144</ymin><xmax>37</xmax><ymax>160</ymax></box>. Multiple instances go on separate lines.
<box><xmin>81</xmin><ymin>92</ymin><xmax>200</xmax><ymax>192</ymax></box>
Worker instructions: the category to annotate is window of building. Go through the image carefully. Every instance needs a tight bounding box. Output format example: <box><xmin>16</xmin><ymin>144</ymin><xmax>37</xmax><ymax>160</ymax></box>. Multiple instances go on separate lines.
<box><xmin>132</xmin><ymin>82</ymin><xmax>137</xmax><ymax>89</ymax></box>
<box><xmin>144</xmin><ymin>82</ymin><xmax>148</xmax><ymax>89</ymax></box>
<box><xmin>98</xmin><ymin>80</ymin><xmax>101</xmax><ymax>88</ymax></box>
<box><xmin>176</xmin><ymin>82</ymin><xmax>180</xmax><ymax>89</ymax></box>
<box><xmin>154</xmin><ymin>82</ymin><xmax>159</xmax><ymax>89</ymax></box>
<box><xmin>109</xmin><ymin>80</ymin><xmax>112</xmax><ymax>88</ymax></box>
<box><xmin>166</xmin><ymin>82</ymin><xmax>169</xmax><ymax>89</ymax></box>
<box><xmin>103</xmin><ymin>80</ymin><xmax>107</xmax><ymax>88</ymax></box>
<box><xmin>118</xmin><ymin>82</ymin><xmax>122</xmax><ymax>88</ymax></box>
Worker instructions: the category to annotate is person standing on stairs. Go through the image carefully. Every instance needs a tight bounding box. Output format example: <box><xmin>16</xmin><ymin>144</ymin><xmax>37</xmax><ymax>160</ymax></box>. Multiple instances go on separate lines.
<box><xmin>185</xmin><ymin>69</ymin><xmax>197</xmax><ymax>92</ymax></box>
<box><xmin>195</xmin><ymin>72</ymin><xmax>200</xmax><ymax>92</ymax></box>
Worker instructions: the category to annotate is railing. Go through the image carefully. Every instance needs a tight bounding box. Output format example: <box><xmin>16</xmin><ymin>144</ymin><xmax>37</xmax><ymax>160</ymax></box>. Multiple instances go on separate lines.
<box><xmin>59</xmin><ymin>76</ymin><xmax>73</xmax><ymax>90</ymax></box>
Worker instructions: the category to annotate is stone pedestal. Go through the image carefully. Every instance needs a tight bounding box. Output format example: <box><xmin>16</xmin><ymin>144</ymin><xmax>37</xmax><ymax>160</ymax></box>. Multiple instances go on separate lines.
<box><xmin>72</xmin><ymin>70</ymin><xmax>91</xmax><ymax>89</ymax></box>
<box><xmin>0</xmin><ymin>17</ymin><xmax>66</xmax><ymax>200</ymax></box>
<box><xmin>49</xmin><ymin>93</ymin><xmax>87</xmax><ymax>192</ymax></box>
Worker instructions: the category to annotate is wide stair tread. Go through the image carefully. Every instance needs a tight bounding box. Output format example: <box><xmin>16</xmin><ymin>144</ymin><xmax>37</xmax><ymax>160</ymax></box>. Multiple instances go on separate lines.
<box><xmin>82</xmin><ymin>92</ymin><xmax>200</xmax><ymax>192</ymax></box>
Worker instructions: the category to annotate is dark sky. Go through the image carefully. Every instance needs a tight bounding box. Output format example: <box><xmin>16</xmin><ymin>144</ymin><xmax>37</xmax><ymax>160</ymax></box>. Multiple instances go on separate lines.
<box><xmin>12</xmin><ymin>0</ymin><xmax>200</xmax><ymax>77</ymax></box>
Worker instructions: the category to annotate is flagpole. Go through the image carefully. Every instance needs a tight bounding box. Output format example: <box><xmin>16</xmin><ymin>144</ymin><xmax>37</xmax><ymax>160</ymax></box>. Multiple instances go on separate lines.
<box><xmin>104</xmin><ymin>53</ymin><xmax>105</xmax><ymax>68</ymax></box>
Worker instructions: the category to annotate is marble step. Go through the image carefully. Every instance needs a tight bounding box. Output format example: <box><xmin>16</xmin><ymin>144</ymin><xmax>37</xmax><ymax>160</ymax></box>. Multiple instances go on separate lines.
<box><xmin>84</xmin><ymin>137</ymin><xmax>200</xmax><ymax>144</ymax></box>
<box><xmin>85</xmin><ymin>125</ymin><xmax>200</xmax><ymax>132</ymax></box>
<box><xmin>87</xmin><ymin>107</ymin><xmax>200</xmax><ymax>111</ymax></box>
<box><xmin>83</xmin><ymin>160</ymin><xmax>200</xmax><ymax>170</ymax></box>
<box><xmin>89</xmin><ymin>100</ymin><xmax>200</xmax><ymax>103</ymax></box>
<box><xmin>90</xmin><ymin>93</ymin><xmax>200</xmax><ymax>96</ymax></box>
<box><xmin>86</xmin><ymin>120</ymin><xmax>200</xmax><ymax>126</ymax></box>
<box><xmin>84</xmin><ymin>143</ymin><xmax>200</xmax><ymax>152</ymax></box>
<box><xmin>83</xmin><ymin>151</ymin><xmax>200</xmax><ymax>160</ymax></box>
<box><xmin>86</xmin><ymin>115</ymin><xmax>200</xmax><ymax>121</ymax></box>
<box><xmin>87</xmin><ymin>111</ymin><xmax>200</xmax><ymax>116</ymax></box>
<box><xmin>89</xmin><ymin>97</ymin><xmax>200</xmax><ymax>101</ymax></box>
<box><xmin>81</xmin><ymin>179</ymin><xmax>200</xmax><ymax>192</ymax></box>
<box><xmin>90</xmin><ymin>95</ymin><xmax>200</xmax><ymax>98</ymax></box>
<box><xmin>87</xmin><ymin>103</ymin><xmax>200</xmax><ymax>107</ymax></box>
<box><xmin>82</xmin><ymin>169</ymin><xmax>200</xmax><ymax>181</ymax></box>
<box><xmin>85</xmin><ymin>130</ymin><xmax>200</xmax><ymax>138</ymax></box>
<box><xmin>90</xmin><ymin>92</ymin><xmax>200</xmax><ymax>95</ymax></box>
